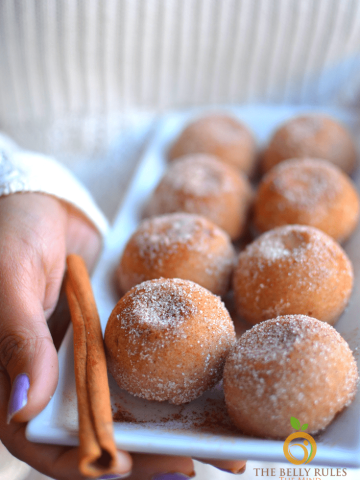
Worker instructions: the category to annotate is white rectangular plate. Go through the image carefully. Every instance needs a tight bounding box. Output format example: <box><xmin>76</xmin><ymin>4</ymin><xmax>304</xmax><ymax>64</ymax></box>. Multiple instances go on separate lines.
<box><xmin>27</xmin><ymin>105</ymin><xmax>360</xmax><ymax>467</ymax></box>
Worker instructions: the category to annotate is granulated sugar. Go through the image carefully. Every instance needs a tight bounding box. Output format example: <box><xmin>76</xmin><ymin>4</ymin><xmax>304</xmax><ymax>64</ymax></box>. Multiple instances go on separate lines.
<box><xmin>112</xmin><ymin>381</ymin><xmax>239</xmax><ymax>435</ymax></box>
<box><xmin>240</xmin><ymin>225</ymin><xmax>335</xmax><ymax>268</ymax></box>
<box><xmin>155</xmin><ymin>155</ymin><xmax>238</xmax><ymax>198</ymax></box>
<box><xmin>118</xmin><ymin>213</ymin><xmax>235</xmax><ymax>296</ymax></box>
<box><xmin>106</xmin><ymin>278</ymin><xmax>236</xmax><ymax>405</ymax></box>
<box><xmin>133</xmin><ymin>213</ymin><xmax>229</xmax><ymax>267</ymax></box>
<box><xmin>271</xmin><ymin>158</ymin><xmax>340</xmax><ymax>210</ymax></box>
<box><xmin>223</xmin><ymin>316</ymin><xmax>359</xmax><ymax>438</ymax></box>
<box><xmin>233</xmin><ymin>225</ymin><xmax>354</xmax><ymax>324</ymax></box>
<box><xmin>119</xmin><ymin>279</ymin><xmax>198</xmax><ymax>329</ymax></box>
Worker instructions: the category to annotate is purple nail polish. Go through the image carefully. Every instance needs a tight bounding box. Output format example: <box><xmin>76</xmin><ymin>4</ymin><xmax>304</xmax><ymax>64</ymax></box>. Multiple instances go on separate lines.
<box><xmin>7</xmin><ymin>373</ymin><xmax>30</xmax><ymax>423</ymax></box>
<box><xmin>152</xmin><ymin>474</ymin><xmax>193</xmax><ymax>480</ymax></box>
<box><xmin>98</xmin><ymin>474</ymin><xmax>130</xmax><ymax>479</ymax></box>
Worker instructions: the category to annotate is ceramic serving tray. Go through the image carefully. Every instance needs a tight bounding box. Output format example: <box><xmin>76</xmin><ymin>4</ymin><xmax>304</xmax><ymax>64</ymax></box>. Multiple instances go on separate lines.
<box><xmin>27</xmin><ymin>105</ymin><xmax>360</xmax><ymax>467</ymax></box>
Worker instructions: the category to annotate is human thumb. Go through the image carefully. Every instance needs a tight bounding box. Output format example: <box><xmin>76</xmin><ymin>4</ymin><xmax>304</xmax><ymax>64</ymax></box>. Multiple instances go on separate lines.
<box><xmin>0</xmin><ymin>270</ymin><xmax>59</xmax><ymax>424</ymax></box>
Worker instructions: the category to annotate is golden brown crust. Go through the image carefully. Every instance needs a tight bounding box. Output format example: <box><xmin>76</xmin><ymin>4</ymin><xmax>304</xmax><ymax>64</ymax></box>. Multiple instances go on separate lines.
<box><xmin>147</xmin><ymin>154</ymin><xmax>253</xmax><ymax>241</ymax></box>
<box><xmin>118</xmin><ymin>213</ymin><xmax>236</xmax><ymax>296</ymax></box>
<box><xmin>254</xmin><ymin>158</ymin><xmax>360</xmax><ymax>242</ymax></box>
<box><xmin>262</xmin><ymin>115</ymin><xmax>357</xmax><ymax>174</ymax></box>
<box><xmin>223</xmin><ymin>315</ymin><xmax>359</xmax><ymax>439</ymax></box>
<box><xmin>168</xmin><ymin>113</ymin><xmax>257</xmax><ymax>175</ymax></box>
<box><xmin>105</xmin><ymin>278</ymin><xmax>236</xmax><ymax>404</ymax></box>
<box><xmin>233</xmin><ymin>225</ymin><xmax>353</xmax><ymax>325</ymax></box>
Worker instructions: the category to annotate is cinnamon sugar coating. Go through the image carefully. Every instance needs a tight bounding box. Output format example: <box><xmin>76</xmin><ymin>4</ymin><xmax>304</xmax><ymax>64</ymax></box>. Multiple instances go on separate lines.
<box><xmin>105</xmin><ymin>278</ymin><xmax>236</xmax><ymax>404</ymax></box>
<box><xmin>254</xmin><ymin>158</ymin><xmax>359</xmax><ymax>242</ymax></box>
<box><xmin>147</xmin><ymin>154</ymin><xmax>253</xmax><ymax>241</ymax></box>
<box><xmin>233</xmin><ymin>225</ymin><xmax>353</xmax><ymax>325</ymax></box>
<box><xmin>224</xmin><ymin>315</ymin><xmax>359</xmax><ymax>438</ymax></box>
<box><xmin>118</xmin><ymin>213</ymin><xmax>235</xmax><ymax>296</ymax></box>
<box><xmin>168</xmin><ymin>113</ymin><xmax>257</xmax><ymax>175</ymax></box>
<box><xmin>262</xmin><ymin>115</ymin><xmax>357</xmax><ymax>174</ymax></box>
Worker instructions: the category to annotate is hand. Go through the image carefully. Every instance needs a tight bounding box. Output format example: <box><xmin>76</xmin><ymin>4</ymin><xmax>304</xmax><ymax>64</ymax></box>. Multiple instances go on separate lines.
<box><xmin>0</xmin><ymin>192</ymin><xmax>132</xmax><ymax>479</ymax></box>
<box><xmin>0</xmin><ymin>192</ymin><xmax>245</xmax><ymax>480</ymax></box>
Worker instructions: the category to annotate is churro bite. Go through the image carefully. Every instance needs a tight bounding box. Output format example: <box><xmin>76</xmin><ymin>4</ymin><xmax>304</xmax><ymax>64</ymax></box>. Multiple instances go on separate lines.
<box><xmin>254</xmin><ymin>158</ymin><xmax>359</xmax><ymax>242</ymax></box>
<box><xmin>105</xmin><ymin>278</ymin><xmax>236</xmax><ymax>404</ymax></box>
<box><xmin>168</xmin><ymin>113</ymin><xmax>257</xmax><ymax>175</ymax></box>
<box><xmin>147</xmin><ymin>154</ymin><xmax>253</xmax><ymax>241</ymax></box>
<box><xmin>223</xmin><ymin>315</ymin><xmax>359</xmax><ymax>439</ymax></box>
<box><xmin>262</xmin><ymin>114</ymin><xmax>357</xmax><ymax>174</ymax></box>
<box><xmin>117</xmin><ymin>213</ymin><xmax>235</xmax><ymax>296</ymax></box>
<box><xmin>233</xmin><ymin>225</ymin><xmax>353</xmax><ymax>325</ymax></box>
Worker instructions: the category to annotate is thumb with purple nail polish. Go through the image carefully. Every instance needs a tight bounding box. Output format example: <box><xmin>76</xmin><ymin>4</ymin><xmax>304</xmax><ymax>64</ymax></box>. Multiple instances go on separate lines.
<box><xmin>7</xmin><ymin>373</ymin><xmax>30</xmax><ymax>423</ymax></box>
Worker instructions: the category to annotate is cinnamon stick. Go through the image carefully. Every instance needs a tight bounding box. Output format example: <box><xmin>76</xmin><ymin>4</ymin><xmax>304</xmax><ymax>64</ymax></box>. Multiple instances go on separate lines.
<box><xmin>65</xmin><ymin>254</ymin><xmax>118</xmax><ymax>478</ymax></box>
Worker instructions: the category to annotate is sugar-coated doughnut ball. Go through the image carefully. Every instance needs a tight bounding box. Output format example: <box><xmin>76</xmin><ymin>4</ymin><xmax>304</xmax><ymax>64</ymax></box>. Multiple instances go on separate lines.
<box><xmin>168</xmin><ymin>113</ymin><xmax>257</xmax><ymax>175</ymax></box>
<box><xmin>118</xmin><ymin>213</ymin><xmax>235</xmax><ymax>296</ymax></box>
<box><xmin>105</xmin><ymin>278</ymin><xmax>236</xmax><ymax>404</ymax></box>
<box><xmin>233</xmin><ymin>225</ymin><xmax>353</xmax><ymax>325</ymax></box>
<box><xmin>262</xmin><ymin>115</ymin><xmax>357</xmax><ymax>174</ymax></box>
<box><xmin>254</xmin><ymin>158</ymin><xmax>359</xmax><ymax>242</ymax></box>
<box><xmin>147</xmin><ymin>154</ymin><xmax>253</xmax><ymax>241</ymax></box>
<box><xmin>224</xmin><ymin>315</ymin><xmax>359</xmax><ymax>438</ymax></box>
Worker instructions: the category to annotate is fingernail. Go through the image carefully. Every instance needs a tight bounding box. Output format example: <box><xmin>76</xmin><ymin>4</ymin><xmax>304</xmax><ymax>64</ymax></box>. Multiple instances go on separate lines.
<box><xmin>218</xmin><ymin>464</ymin><xmax>246</xmax><ymax>475</ymax></box>
<box><xmin>7</xmin><ymin>373</ymin><xmax>30</xmax><ymax>423</ymax></box>
<box><xmin>151</xmin><ymin>473</ymin><xmax>194</xmax><ymax>480</ymax></box>
<box><xmin>97</xmin><ymin>474</ymin><xmax>130</xmax><ymax>479</ymax></box>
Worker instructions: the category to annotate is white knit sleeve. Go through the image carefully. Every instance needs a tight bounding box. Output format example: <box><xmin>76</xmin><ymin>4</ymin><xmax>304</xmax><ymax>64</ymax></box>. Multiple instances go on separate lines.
<box><xmin>0</xmin><ymin>133</ymin><xmax>109</xmax><ymax>238</ymax></box>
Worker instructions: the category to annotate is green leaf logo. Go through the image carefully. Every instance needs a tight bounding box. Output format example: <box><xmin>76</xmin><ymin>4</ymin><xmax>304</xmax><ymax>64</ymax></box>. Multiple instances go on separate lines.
<box><xmin>302</xmin><ymin>423</ymin><xmax>308</xmax><ymax>431</ymax></box>
<box><xmin>290</xmin><ymin>417</ymin><xmax>301</xmax><ymax>430</ymax></box>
